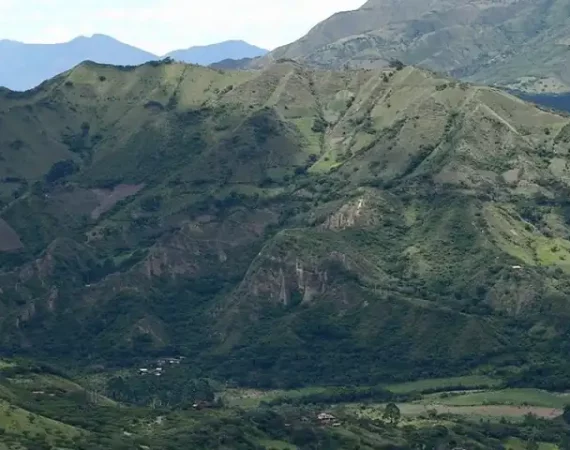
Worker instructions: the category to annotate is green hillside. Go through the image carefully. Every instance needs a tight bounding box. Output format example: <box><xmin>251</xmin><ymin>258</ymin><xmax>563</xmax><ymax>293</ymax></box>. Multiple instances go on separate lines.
<box><xmin>1</xmin><ymin>55</ymin><xmax>570</xmax><ymax>448</ymax></box>
<box><xmin>1</xmin><ymin>59</ymin><xmax>570</xmax><ymax>392</ymax></box>
<box><xmin>259</xmin><ymin>0</ymin><xmax>570</xmax><ymax>93</ymax></box>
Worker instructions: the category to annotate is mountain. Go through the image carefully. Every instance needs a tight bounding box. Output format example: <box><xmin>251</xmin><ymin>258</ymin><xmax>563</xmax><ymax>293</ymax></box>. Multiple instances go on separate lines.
<box><xmin>0</xmin><ymin>34</ymin><xmax>158</xmax><ymax>91</ymax></box>
<box><xmin>1</xmin><ymin>60</ymin><xmax>570</xmax><ymax>390</ymax></box>
<box><xmin>165</xmin><ymin>40</ymin><xmax>268</xmax><ymax>65</ymax></box>
<box><xmin>259</xmin><ymin>0</ymin><xmax>570</xmax><ymax>93</ymax></box>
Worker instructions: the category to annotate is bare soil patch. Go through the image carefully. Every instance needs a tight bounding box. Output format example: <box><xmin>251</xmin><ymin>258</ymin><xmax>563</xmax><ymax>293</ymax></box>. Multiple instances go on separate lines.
<box><xmin>91</xmin><ymin>184</ymin><xmax>144</xmax><ymax>219</ymax></box>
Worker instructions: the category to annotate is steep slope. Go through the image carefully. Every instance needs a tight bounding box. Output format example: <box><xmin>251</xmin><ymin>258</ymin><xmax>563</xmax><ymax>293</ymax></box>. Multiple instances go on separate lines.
<box><xmin>0</xmin><ymin>35</ymin><xmax>158</xmax><ymax>91</ymax></box>
<box><xmin>1</xmin><ymin>61</ymin><xmax>570</xmax><ymax>386</ymax></box>
<box><xmin>165</xmin><ymin>40</ymin><xmax>268</xmax><ymax>66</ymax></box>
<box><xmin>260</xmin><ymin>0</ymin><xmax>570</xmax><ymax>93</ymax></box>
<box><xmin>265</xmin><ymin>0</ymin><xmax>462</xmax><ymax>60</ymax></box>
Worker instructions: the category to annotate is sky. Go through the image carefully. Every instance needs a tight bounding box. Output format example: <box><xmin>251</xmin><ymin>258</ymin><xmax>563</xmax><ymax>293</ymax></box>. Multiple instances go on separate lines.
<box><xmin>0</xmin><ymin>0</ymin><xmax>366</xmax><ymax>54</ymax></box>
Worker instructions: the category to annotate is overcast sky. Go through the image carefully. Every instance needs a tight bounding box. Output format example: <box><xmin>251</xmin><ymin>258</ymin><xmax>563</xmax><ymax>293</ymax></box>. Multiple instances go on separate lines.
<box><xmin>0</xmin><ymin>0</ymin><xmax>366</xmax><ymax>54</ymax></box>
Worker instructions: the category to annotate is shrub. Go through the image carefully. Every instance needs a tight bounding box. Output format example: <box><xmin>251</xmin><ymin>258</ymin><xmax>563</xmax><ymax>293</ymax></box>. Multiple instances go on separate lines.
<box><xmin>294</xmin><ymin>166</ymin><xmax>308</xmax><ymax>176</ymax></box>
<box><xmin>9</xmin><ymin>140</ymin><xmax>24</xmax><ymax>150</ymax></box>
<box><xmin>45</xmin><ymin>159</ymin><xmax>78</xmax><ymax>183</ymax></box>
<box><xmin>140</xmin><ymin>195</ymin><xmax>162</xmax><ymax>212</ymax></box>
<box><xmin>312</xmin><ymin>117</ymin><xmax>328</xmax><ymax>133</ymax></box>
<box><xmin>144</xmin><ymin>100</ymin><xmax>165</xmax><ymax>111</ymax></box>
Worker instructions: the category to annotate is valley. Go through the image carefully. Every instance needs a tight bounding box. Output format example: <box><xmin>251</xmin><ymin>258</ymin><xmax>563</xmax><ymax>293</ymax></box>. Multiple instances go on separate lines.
<box><xmin>0</xmin><ymin>358</ymin><xmax>568</xmax><ymax>449</ymax></box>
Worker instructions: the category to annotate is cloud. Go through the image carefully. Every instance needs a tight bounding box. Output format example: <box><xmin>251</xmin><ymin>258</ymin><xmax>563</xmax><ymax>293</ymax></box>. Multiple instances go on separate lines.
<box><xmin>0</xmin><ymin>0</ymin><xmax>15</xmax><ymax>14</ymax></box>
<box><xmin>0</xmin><ymin>0</ymin><xmax>365</xmax><ymax>54</ymax></box>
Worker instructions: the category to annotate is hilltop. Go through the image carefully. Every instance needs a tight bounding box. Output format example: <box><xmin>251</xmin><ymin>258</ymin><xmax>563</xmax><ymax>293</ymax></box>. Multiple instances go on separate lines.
<box><xmin>259</xmin><ymin>0</ymin><xmax>570</xmax><ymax>93</ymax></box>
<box><xmin>1</xmin><ymin>60</ymin><xmax>570</xmax><ymax>389</ymax></box>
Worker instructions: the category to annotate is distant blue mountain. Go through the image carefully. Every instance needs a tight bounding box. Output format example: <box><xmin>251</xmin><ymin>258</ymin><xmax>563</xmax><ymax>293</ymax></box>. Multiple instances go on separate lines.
<box><xmin>165</xmin><ymin>40</ymin><xmax>268</xmax><ymax>65</ymax></box>
<box><xmin>0</xmin><ymin>36</ymin><xmax>269</xmax><ymax>92</ymax></box>
<box><xmin>0</xmin><ymin>34</ymin><xmax>158</xmax><ymax>91</ymax></box>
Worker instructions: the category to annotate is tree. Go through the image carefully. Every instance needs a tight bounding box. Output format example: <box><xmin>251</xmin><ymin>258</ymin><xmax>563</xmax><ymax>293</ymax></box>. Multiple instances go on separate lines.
<box><xmin>389</xmin><ymin>59</ymin><xmax>405</xmax><ymax>71</ymax></box>
<box><xmin>559</xmin><ymin>434</ymin><xmax>570</xmax><ymax>450</ymax></box>
<box><xmin>140</xmin><ymin>195</ymin><xmax>162</xmax><ymax>212</ymax></box>
<box><xmin>563</xmin><ymin>404</ymin><xmax>570</xmax><ymax>424</ymax></box>
<box><xmin>383</xmin><ymin>403</ymin><xmax>401</xmax><ymax>424</ymax></box>
<box><xmin>427</xmin><ymin>409</ymin><xmax>438</xmax><ymax>420</ymax></box>
<box><xmin>526</xmin><ymin>428</ymin><xmax>540</xmax><ymax>450</ymax></box>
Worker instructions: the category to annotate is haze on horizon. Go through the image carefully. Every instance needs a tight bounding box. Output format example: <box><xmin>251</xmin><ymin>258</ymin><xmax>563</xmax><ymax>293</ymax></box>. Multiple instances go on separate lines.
<box><xmin>0</xmin><ymin>0</ymin><xmax>366</xmax><ymax>54</ymax></box>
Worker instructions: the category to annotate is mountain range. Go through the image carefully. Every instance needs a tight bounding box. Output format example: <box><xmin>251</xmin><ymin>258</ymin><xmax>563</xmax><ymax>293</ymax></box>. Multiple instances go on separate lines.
<box><xmin>259</xmin><ymin>0</ymin><xmax>570</xmax><ymax>93</ymax></box>
<box><xmin>3</xmin><ymin>2</ymin><xmax>570</xmax><ymax>448</ymax></box>
<box><xmin>0</xmin><ymin>58</ymin><xmax>570</xmax><ymax>390</ymax></box>
<box><xmin>0</xmin><ymin>35</ymin><xmax>268</xmax><ymax>91</ymax></box>
<box><xmin>4</xmin><ymin>0</ymin><xmax>570</xmax><ymax>95</ymax></box>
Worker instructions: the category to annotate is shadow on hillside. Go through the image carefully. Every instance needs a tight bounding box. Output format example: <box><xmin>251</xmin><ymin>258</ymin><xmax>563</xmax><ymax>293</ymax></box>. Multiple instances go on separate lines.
<box><xmin>512</xmin><ymin>91</ymin><xmax>570</xmax><ymax>114</ymax></box>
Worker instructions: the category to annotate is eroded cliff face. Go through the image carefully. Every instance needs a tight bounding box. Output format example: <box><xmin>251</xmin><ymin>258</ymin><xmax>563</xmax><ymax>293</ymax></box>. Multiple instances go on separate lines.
<box><xmin>217</xmin><ymin>187</ymin><xmax>570</xmax><ymax>343</ymax></box>
<box><xmin>142</xmin><ymin>209</ymin><xmax>278</xmax><ymax>278</ymax></box>
<box><xmin>238</xmin><ymin>253</ymin><xmax>331</xmax><ymax>307</ymax></box>
<box><xmin>319</xmin><ymin>189</ymin><xmax>398</xmax><ymax>231</ymax></box>
<box><xmin>232</xmin><ymin>192</ymin><xmax>397</xmax><ymax>307</ymax></box>
<box><xmin>0</xmin><ymin>204</ymin><xmax>280</xmax><ymax>344</ymax></box>
<box><xmin>76</xmin><ymin>207</ymin><xmax>279</xmax><ymax>312</ymax></box>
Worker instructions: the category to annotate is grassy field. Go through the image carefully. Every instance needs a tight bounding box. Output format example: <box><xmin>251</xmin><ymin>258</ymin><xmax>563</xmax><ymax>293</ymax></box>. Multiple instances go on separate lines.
<box><xmin>222</xmin><ymin>375</ymin><xmax>505</xmax><ymax>408</ymax></box>
<box><xmin>257</xmin><ymin>439</ymin><xmax>297</xmax><ymax>450</ymax></box>
<box><xmin>400</xmin><ymin>403</ymin><xmax>561</xmax><ymax>420</ymax></box>
<box><xmin>221</xmin><ymin>381</ymin><xmax>570</xmax><ymax>424</ymax></box>
<box><xmin>221</xmin><ymin>387</ymin><xmax>329</xmax><ymax>408</ymax></box>
<box><xmin>347</xmin><ymin>401</ymin><xmax>563</xmax><ymax>423</ymax></box>
<box><xmin>341</xmin><ymin>385</ymin><xmax>568</xmax><ymax>423</ymax></box>
<box><xmin>424</xmin><ymin>388</ymin><xmax>570</xmax><ymax>408</ymax></box>
<box><xmin>386</xmin><ymin>375</ymin><xmax>502</xmax><ymax>394</ymax></box>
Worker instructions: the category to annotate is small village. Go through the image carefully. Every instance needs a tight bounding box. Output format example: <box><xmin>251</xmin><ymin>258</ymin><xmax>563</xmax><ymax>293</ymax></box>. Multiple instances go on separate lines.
<box><xmin>316</xmin><ymin>412</ymin><xmax>342</xmax><ymax>427</ymax></box>
<box><xmin>137</xmin><ymin>356</ymin><xmax>185</xmax><ymax>377</ymax></box>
